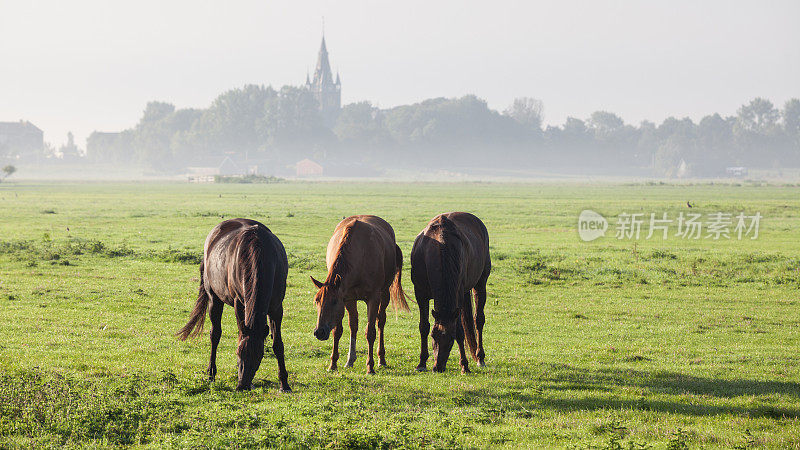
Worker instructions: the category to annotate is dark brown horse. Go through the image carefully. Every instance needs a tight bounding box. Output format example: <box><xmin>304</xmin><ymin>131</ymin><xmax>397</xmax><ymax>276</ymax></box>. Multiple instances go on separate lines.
<box><xmin>311</xmin><ymin>215</ymin><xmax>410</xmax><ymax>374</ymax></box>
<box><xmin>411</xmin><ymin>212</ymin><xmax>491</xmax><ymax>373</ymax></box>
<box><xmin>177</xmin><ymin>218</ymin><xmax>291</xmax><ymax>392</ymax></box>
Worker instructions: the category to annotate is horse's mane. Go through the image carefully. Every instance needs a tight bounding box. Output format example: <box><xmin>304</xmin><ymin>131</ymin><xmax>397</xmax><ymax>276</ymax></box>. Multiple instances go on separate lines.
<box><xmin>230</xmin><ymin>224</ymin><xmax>264</xmax><ymax>328</ymax></box>
<box><xmin>325</xmin><ymin>219</ymin><xmax>358</xmax><ymax>284</ymax></box>
<box><xmin>429</xmin><ymin>215</ymin><xmax>479</xmax><ymax>358</ymax></box>
<box><xmin>429</xmin><ymin>216</ymin><xmax>464</xmax><ymax>317</ymax></box>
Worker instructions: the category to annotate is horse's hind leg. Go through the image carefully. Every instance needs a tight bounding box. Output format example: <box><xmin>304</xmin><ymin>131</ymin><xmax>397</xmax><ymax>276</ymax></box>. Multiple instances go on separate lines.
<box><xmin>473</xmin><ymin>277</ymin><xmax>488</xmax><ymax>367</ymax></box>
<box><xmin>207</xmin><ymin>295</ymin><xmax>224</xmax><ymax>381</ymax></box>
<box><xmin>329</xmin><ymin>313</ymin><xmax>344</xmax><ymax>371</ymax></box>
<box><xmin>377</xmin><ymin>287</ymin><xmax>389</xmax><ymax>367</ymax></box>
<box><xmin>345</xmin><ymin>301</ymin><xmax>358</xmax><ymax>368</ymax></box>
<box><xmin>270</xmin><ymin>312</ymin><xmax>291</xmax><ymax>393</ymax></box>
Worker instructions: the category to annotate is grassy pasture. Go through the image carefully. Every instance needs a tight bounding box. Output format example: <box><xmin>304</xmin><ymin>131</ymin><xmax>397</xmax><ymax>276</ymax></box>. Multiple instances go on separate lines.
<box><xmin>0</xmin><ymin>181</ymin><xmax>798</xmax><ymax>448</ymax></box>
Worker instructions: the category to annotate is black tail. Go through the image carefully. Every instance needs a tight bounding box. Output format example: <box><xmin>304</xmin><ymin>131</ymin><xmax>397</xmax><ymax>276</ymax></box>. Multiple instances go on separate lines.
<box><xmin>177</xmin><ymin>262</ymin><xmax>210</xmax><ymax>341</ymax></box>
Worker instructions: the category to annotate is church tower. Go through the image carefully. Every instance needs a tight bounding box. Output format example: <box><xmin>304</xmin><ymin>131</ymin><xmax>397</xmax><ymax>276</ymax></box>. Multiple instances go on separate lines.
<box><xmin>306</xmin><ymin>35</ymin><xmax>341</xmax><ymax>127</ymax></box>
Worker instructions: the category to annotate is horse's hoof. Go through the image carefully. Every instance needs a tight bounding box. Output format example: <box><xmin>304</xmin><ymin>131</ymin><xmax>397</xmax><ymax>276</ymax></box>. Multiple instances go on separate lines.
<box><xmin>378</xmin><ymin>362</ymin><xmax>387</xmax><ymax>368</ymax></box>
<box><xmin>280</xmin><ymin>386</ymin><xmax>292</xmax><ymax>394</ymax></box>
<box><xmin>477</xmin><ymin>360</ymin><xmax>486</xmax><ymax>368</ymax></box>
<box><xmin>367</xmin><ymin>368</ymin><xmax>376</xmax><ymax>375</ymax></box>
<box><xmin>461</xmin><ymin>367</ymin><xmax>471</xmax><ymax>374</ymax></box>
<box><xmin>416</xmin><ymin>365</ymin><xmax>427</xmax><ymax>372</ymax></box>
<box><xmin>328</xmin><ymin>365</ymin><xmax>338</xmax><ymax>372</ymax></box>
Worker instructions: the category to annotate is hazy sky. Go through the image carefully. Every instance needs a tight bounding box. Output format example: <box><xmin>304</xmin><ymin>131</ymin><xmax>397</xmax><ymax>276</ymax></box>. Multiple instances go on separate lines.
<box><xmin>1</xmin><ymin>0</ymin><xmax>798</xmax><ymax>146</ymax></box>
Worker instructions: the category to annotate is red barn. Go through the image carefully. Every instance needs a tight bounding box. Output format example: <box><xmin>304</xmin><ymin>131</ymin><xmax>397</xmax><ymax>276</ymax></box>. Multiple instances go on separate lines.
<box><xmin>296</xmin><ymin>158</ymin><xmax>323</xmax><ymax>177</ymax></box>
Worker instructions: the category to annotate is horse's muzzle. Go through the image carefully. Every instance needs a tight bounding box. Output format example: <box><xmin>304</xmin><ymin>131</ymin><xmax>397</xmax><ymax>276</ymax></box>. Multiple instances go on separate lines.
<box><xmin>313</xmin><ymin>326</ymin><xmax>331</xmax><ymax>341</ymax></box>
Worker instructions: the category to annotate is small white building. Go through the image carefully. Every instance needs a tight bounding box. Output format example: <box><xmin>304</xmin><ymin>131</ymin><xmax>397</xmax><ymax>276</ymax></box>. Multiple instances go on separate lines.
<box><xmin>726</xmin><ymin>167</ymin><xmax>748</xmax><ymax>177</ymax></box>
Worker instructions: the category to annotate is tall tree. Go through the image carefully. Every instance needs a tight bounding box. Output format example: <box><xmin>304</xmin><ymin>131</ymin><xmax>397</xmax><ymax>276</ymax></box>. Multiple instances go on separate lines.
<box><xmin>783</xmin><ymin>99</ymin><xmax>800</xmax><ymax>140</ymax></box>
<box><xmin>504</xmin><ymin>97</ymin><xmax>544</xmax><ymax>132</ymax></box>
<box><xmin>736</xmin><ymin>97</ymin><xmax>780</xmax><ymax>134</ymax></box>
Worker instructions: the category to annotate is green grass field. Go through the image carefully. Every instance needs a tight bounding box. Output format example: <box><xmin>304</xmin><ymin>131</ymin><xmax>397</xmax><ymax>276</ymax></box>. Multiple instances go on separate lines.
<box><xmin>0</xmin><ymin>181</ymin><xmax>798</xmax><ymax>448</ymax></box>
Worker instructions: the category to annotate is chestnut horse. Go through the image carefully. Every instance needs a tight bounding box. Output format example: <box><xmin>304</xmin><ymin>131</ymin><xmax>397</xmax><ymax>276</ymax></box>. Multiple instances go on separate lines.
<box><xmin>311</xmin><ymin>215</ymin><xmax>410</xmax><ymax>374</ymax></box>
<box><xmin>411</xmin><ymin>212</ymin><xmax>491</xmax><ymax>373</ymax></box>
<box><xmin>177</xmin><ymin>218</ymin><xmax>291</xmax><ymax>392</ymax></box>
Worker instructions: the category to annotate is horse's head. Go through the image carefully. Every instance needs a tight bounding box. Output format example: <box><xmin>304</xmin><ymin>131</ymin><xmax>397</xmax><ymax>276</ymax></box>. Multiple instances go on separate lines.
<box><xmin>311</xmin><ymin>274</ymin><xmax>345</xmax><ymax>341</ymax></box>
<box><xmin>431</xmin><ymin>307</ymin><xmax>461</xmax><ymax>372</ymax></box>
<box><xmin>236</xmin><ymin>329</ymin><xmax>265</xmax><ymax>391</ymax></box>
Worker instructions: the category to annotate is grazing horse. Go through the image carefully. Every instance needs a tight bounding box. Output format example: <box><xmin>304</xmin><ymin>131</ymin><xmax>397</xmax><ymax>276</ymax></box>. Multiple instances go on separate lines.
<box><xmin>411</xmin><ymin>212</ymin><xmax>491</xmax><ymax>373</ymax></box>
<box><xmin>177</xmin><ymin>218</ymin><xmax>291</xmax><ymax>392</ymax></box>
<box><xmin>311</xmin><ymin>215</ymin><xmax>410</xmax><ymax>374</ymax></box>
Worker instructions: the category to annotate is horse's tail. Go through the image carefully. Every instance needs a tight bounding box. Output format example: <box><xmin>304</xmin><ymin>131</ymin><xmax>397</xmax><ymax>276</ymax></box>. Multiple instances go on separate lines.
<box><xmin>234</xmin><ymin>225</ymin><xmax>271</xmax><ymax>329</ymax></box>
<box><xmin>390</xmin><ymin>244</ymin><xmax>411</xmax><ymax>312</ymax></box>
<box><xmin>177</xmin><ymin>262</ymin><xmax>210</xmax><ymax>341</ymax></box>
<box><xmin>460</xmin><ymin>291</ymin><xmax>478</xmax><ymax>360</ymax></box>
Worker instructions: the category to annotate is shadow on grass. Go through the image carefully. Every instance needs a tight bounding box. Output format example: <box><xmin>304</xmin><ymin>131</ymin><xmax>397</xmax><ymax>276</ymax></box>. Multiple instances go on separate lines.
<box><xmin>536</xmin><ymin>395</ymin><xmax>799</xmax><ymax>419</ymax></box>
<box><xmin>345</xmin><ymin>362</ymin><xmax>800</xmax><ymax>419</ymax></box>
<box><xmin>477</xmin><ymin>363</ymin><xmax>800</xmax><ymax>419</ymax></box>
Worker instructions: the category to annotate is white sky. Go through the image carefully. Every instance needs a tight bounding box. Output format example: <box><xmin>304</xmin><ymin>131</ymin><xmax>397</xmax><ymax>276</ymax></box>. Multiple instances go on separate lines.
<box><xmin>1</xmin><ymin>0</ymin><xmax>798</xmax><ymax>146</ymax></box>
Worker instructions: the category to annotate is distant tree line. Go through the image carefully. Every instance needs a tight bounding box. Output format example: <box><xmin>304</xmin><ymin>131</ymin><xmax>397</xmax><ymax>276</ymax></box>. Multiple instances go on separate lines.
<box><xmin>87</xmin><ymin>85</ymin><xmax>800</xmax><ymax>176</ymax></box>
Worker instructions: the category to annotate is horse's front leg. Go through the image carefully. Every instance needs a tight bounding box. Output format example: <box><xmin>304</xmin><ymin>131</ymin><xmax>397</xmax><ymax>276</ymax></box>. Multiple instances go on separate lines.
<box><xmin>207</xmin><ymin>296</ymin><xmax>224</xmax><ymax>381</ymax></box>
<box><xmin>329</xmin><ymin>315</ymin><xmax>343</xmax><ymax>371</ymax></box>
<box><xmin>270</xmin><ymin>314</ymin><xmax>291</xmax><ymax>393</ymax></box>
<box><xmin>415</xmin><ymin>288</ymin><xmax>430</xmax><ymax>372</ymax></box>
<box><xmin>474</xmin><ymin>278</ymin><xmax>488</xmax><ymax>367</ymax></box>
<box><xmin>345</xmin><ymin>301</ymin><xmax>358</xmax><ymax>368</ymax></box>
<box><xmin>365</xmin><ymin>295</ymin><xmax>379</xmax><ymax>374</ymax></box>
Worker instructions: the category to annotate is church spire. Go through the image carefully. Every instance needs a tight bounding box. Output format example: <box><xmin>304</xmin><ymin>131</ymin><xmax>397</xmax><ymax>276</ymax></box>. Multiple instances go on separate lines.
<box><xmin>307</xmin><ymin>29</ymin><xmax>341</xmax><ymax>127</ymax></box>
<box><xmin>313</xmin><ymin>36</ymin><xmax>333</xmax><ymax>87</ymax></box>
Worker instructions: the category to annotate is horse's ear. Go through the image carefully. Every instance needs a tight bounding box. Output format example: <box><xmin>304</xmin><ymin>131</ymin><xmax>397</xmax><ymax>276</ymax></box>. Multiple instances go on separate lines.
<box><xmin>332</xmin><ymin>273</ymin><xmax>342</xmax><ymax>288</ymax></box>
<box><xmin>431</xmin><ymin>310</ymin><xmax>439</xmax><ymax>321</ymax></box>
<box><xmin>310</xmin><ymin>275</ymin><xmax>324</xmax><ymax>289</ymax></box>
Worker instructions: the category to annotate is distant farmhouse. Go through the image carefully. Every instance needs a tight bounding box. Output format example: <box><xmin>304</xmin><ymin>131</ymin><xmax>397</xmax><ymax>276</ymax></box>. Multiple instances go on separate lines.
<box><xmin>0</xmin><ymin>121</ymin><xmax>44</xmax><ymax>160</ymax></box>
<box><xmin>306</xmin><ymin>35</ymin><xmax>341</xmax><ymax>127</ymax></box>
<box><xmin>296</xmin><ymin>158</ymin><xmax>323</xmax><ymax>177</ymax></box>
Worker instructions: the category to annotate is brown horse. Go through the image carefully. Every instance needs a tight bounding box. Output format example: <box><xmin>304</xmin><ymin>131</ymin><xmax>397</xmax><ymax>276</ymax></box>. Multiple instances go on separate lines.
<box><xmin>411</xmin><ymin>212</ymin><xmax>491</xmax><ymax>373</ymax></box>
<box><xmin>311</xmin><ymin>215</ymin><xmax>410</xmax><ymax>374</ymax></box>
<box><xmin>177</xmin><ymin>218</ymin><xmax>291</xmax><ymax>392</ymax></box>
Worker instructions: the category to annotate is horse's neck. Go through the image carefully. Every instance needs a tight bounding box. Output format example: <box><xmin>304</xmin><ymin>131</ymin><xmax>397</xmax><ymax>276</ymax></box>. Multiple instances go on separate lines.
<box><xmin>326</xmin><ymin>250</ymin><xmax>349</xmax><ymax>283</ymax></box>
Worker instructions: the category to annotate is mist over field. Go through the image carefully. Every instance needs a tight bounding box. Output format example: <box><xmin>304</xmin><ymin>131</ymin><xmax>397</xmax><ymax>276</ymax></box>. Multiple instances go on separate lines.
<box><xmin>10</xmin><ymin>93</ymin><xmax>800</xmax><ymax>181</ymax></box>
